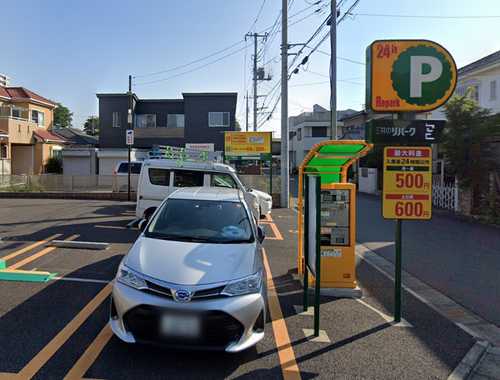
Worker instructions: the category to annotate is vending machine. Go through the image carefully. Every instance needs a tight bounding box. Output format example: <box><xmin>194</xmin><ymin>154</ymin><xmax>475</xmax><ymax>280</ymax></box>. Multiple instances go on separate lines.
<box><xmin>318</xmin><ymin>183</ymin><xmax>357</xmax><ymax>289</ymax></box>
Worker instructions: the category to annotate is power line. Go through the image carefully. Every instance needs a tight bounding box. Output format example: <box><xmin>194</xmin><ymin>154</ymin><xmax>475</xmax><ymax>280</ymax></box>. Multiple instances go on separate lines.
<box><xmin>349</xmin><ymin>12</ymin><xmax>500</xmax><ymax>19</ymax></box>
<box><xmin>134</xmin><ymin>45</ymin><xmax>248</xmax><ymax>86</ymax></box>
<box><xmin>133</xmin><ymin>40</ymin><xmax>244</xmax><ymax>79</ymax></box>
<box><xmin>248</xmin><ymin>0</ymin><xmax>267</xmax><ymax>32</ymax></box>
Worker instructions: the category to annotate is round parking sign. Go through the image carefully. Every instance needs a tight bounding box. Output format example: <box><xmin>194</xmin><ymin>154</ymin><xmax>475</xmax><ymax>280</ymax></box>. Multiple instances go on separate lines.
<box><xmin>367</xmin><ymin>40</ymin><xmax>457</xmax><ymax>112</ymax></box>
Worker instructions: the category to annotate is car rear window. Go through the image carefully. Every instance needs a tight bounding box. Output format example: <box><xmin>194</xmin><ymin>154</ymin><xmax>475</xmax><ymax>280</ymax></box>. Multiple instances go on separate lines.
<box><xmin>149</xmin><ymin>168</ymin><xmax>170</xmax><ymax>186</ymax></box>
<box><xmin>173</xmin><ymin>170</ymin><xmax>204</xmax><ymax>187</ymax></box>
<box><xmin>117</xmin><ymin>162</ymin><xmax>142</xmax><ymax>174</ymax></box>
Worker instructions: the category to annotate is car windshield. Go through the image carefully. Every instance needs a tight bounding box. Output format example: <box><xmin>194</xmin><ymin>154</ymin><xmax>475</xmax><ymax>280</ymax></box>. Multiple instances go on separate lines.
<box><xmin>145</xmin><ymin>199</ymin><xmax>254</xmax><ymax>244</ymax></box>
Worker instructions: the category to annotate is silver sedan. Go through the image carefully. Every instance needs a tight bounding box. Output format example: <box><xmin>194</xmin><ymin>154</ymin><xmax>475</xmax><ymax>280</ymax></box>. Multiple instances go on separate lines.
<box><xmin>110</xmin><ymin>187</ymin><xmax>267</xmax><ymax>352</ymax></box>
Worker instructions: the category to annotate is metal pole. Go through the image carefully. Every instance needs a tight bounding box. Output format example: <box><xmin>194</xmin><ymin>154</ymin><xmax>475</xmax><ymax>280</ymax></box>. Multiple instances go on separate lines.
<box><xmin>314</xmin><ymin>176</ymin><xmax>321</xmax><ymax>337</ymax></box>
<box><xmin>394</xmin><ymin>219</ymin><xmax>402</xmax><ymax>323</ymax></box>
<box><xmin>127</xmin><ymin>75</ymin><xmax>132</xmax><ymax>202</ymax></box>
<box><xmin>253</xmin><ymin>34</ymin><xmax>258</xmax><ymax>132</ymax></box>
<box><xmin>330</xmin><ymin>0</ymin><xmax>337</xmax><ymax>140</ymax></box>
<box><xmin>245</xmin><ymin>91</ymin><xmax>249</xmax><ymax>132</ymax></box>
<box><xmin>281</xmin><ymin>0</ymin><xmax>290</xmax><ymax>208</ymax></box>
<box><xmin>303</xmin><ymin>175</ymin><xmax>309</xmax><ymax>312</ymax></box>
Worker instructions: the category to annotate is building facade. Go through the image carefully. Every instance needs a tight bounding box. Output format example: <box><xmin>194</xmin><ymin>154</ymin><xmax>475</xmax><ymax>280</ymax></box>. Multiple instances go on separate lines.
<box><xmin>288</xmin><ymin>105</ymin><xmax>357</xmax><ymax>169</ymax></box>
<box><xmin>97</xmin><ymin>92</ymin><xmax>238</xmax><ymax>152</ymax></box>
<box><xmin>431</xmin><ymin>50</ymin><xmax>500</xmax><ymax>119</ymax></box>
<box><xmin>0</xmin><ymin>86</ymin><xmax>64</xmax><ymax>175</ymax></box>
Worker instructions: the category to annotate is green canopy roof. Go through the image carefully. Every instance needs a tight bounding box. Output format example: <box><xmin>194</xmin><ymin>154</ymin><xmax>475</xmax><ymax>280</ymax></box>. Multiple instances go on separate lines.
<box><xmin>300</xmin><ymin>141</ymin><xmax>372</xmax><ymax>184</ymax></box>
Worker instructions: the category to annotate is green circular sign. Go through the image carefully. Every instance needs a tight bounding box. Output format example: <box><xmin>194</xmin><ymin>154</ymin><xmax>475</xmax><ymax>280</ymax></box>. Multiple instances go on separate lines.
<box><xmin>391</xmin><ymin>45</ymin><xmax>453</xmax><ymax>106</ymax></box>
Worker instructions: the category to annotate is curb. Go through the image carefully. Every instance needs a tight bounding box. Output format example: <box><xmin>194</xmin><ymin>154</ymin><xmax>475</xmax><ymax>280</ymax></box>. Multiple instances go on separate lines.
<box><xmin>447</xmin><ymin>341</ymin><xmax>490</xmax><ymax>380</ymax></box>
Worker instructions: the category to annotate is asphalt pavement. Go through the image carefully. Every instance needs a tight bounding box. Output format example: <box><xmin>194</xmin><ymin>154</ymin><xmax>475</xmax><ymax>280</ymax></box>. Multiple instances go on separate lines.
<box><xmin>0</xmin><ymin>199</ymin><xmax>482</xmax><ymax>379</ymax></box>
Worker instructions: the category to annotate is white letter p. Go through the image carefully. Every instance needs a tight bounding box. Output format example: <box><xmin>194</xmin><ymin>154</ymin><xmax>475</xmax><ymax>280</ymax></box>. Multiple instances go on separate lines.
<box><xmin>410</xmin><ymin>56</ymin><xmax>442</xmax><ymax>98</ymax></box>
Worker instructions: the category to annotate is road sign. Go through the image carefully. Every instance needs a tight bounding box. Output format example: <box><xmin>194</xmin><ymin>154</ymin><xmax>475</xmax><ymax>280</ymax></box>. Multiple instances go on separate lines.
<box><xmin>224</xmin><ymin>132</ymin><xmax>271</xmax><ymax>157</ymax></box>
<box><xmin>367</xmin><ymin>40</ymin><xmax>457</xmax><ymax>112</ymax></box>
<box><xmin>126</xmin><ymin>130</ymin><xmax>134</xmax><ymax>146</ymax></box>
<box><xmin>383</xmin><ymin>147</ymin><xmax>432</xmax><ymax>220</ymax></box>
<box><xmin>366</xmin><ymin>119</ymin><xmax>445</xmax><ymax>144</ymax></box>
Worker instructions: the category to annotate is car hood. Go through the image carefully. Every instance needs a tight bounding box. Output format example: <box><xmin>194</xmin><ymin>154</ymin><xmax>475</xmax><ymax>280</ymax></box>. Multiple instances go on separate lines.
<box><xmin>125</xmin><ymin>236</ymin><xmax>258</xmax><ymax>285</ymax></box>
<box><xmin>250</xmin><ymin>189</ymin><xmax>272</xmax><ymax>201</ymax></box>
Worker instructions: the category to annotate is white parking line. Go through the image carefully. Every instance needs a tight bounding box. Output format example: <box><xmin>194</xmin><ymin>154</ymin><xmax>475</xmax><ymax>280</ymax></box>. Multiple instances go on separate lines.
<box><xmin>53</xmin><ymin>276</ymin><xmax>110</xmax><ymax>284</ymax></box>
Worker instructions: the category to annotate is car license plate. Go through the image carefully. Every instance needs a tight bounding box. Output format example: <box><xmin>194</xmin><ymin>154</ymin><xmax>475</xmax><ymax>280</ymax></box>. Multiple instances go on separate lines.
<box><xmin>160</xmin><ymin>314</ymin><xmax>201</xmax><ymax>338</ymax></box>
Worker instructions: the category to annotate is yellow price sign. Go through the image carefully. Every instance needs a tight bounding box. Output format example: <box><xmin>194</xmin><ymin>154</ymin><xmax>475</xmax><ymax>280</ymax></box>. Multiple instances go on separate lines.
<box><xmin>383</xmin><ymin>147</ymin><xmax>432</xmax><ymax>220</ymax></box>
<box><xmin>224</xmin><ymin>132</ymin><xmax>271</xmax><ymax>156</ymax></box>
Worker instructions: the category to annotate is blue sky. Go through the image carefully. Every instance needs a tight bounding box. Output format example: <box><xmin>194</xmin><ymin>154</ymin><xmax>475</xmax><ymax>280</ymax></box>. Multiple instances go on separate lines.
<box><xmin>2</xmin><ymin>0</ymin><xmax>500</xmax><ymax>135</ymax></box>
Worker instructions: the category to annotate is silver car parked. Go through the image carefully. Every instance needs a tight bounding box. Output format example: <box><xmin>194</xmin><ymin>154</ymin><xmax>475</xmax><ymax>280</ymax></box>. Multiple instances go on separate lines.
<box><xmin>110</xmin><ymin>187</ymin><xmax>267</xmax><ymax>352</ymax></box>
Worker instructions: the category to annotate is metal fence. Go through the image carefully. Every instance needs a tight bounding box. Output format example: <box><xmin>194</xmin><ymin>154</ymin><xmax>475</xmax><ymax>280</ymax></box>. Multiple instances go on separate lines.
<box><xmin>432</xmin><ymin>178</ymin><xmax>458</xmax><ymax>212</ymax></box>
<box><xmin>239</xmin><ymin>174</ymin><xmax>281</xmax><ymax>194</ymax></box>
<box><xmin>0</xmin><ymin>174</ymin><xmax>139</xmax><ymax>193</ymax></box>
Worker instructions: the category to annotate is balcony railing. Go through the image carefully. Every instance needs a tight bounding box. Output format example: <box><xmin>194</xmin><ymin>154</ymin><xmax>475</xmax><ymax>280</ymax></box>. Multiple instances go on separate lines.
<box><xmin>0</xmin><ymin>106</ymin><xmax>30</xmax><ymax>121</ymax></box>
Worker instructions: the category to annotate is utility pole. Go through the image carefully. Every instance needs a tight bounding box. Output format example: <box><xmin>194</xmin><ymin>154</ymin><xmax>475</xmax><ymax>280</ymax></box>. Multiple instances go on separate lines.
<box><xmin>127</xmin><ymin>75</ymin><xmax>133</xmax><ymax>202</ymax></box>
<box><xmin>245</xmin><ymin>32</ymin><xmax>267</xmax><ymax>132</ymax></box>
<box><xmin>245</xmin><ymin>91</ymin><xmax>249</xmax><ymax>132</ymax></box>
<box><xmin>281</xmin><ymin>0</ymin><xmax>289</xmax><ymax>208</ymax></box>
<box><xmin>330</xmin><ymin>0</ymin><xmax>337</xmax><ymax>140</ymax></box>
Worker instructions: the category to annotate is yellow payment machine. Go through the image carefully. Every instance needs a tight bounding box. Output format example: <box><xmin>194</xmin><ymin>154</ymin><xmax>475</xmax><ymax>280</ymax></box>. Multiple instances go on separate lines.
<box><xmin>297</xmin><ymin>140</ymin><xmax>372</xmax><ymax>296</ymax></box>
<box><xmin>319</xmin><ymin>183</ymin><xmax>356</xmax><ymax>288</ymax></box>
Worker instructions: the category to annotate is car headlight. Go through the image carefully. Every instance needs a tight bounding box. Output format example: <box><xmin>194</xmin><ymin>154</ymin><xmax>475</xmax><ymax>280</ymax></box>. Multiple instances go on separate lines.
<box><xmin>116</xmin><ymin>263</ymin><xmax>147</xmax><ymax>290</ymax></box>
<box><xmin>222</xmin><ymin>271</ymin><xmax>262</xmax><ymax>296</ymax></box>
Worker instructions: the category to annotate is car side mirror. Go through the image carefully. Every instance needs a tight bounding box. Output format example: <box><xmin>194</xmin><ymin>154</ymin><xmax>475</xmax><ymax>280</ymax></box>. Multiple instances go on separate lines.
<box><xmin>138</xmin><ymin>219</ymin><xmax>148</xmax><ymax>232</ymax></box>
<box><xmin>257</xmin><ymin>226</ymin><xmax>265</xmax><ymax>243</ymax></box>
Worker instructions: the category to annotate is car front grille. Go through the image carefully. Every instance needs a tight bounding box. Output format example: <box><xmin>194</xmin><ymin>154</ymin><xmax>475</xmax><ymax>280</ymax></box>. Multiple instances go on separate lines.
<box><xmin>123</xmin><ymin>305</ymin><xmax>244</xmax><ymax>349</ymax></box>
<box><xmin>143</xmin><ymin>280</ymin><xmax>227</xmax><ymax>301</ymax></box>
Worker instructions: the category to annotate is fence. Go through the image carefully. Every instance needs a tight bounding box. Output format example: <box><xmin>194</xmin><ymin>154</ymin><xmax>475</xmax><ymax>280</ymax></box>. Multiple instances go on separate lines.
<box><xmin>432</xmin><ymin>178</ymin><xmax>458</xmax><ymax>212</ymax></box>
<box><xmin>239</xmin><ymin>174</ymin><xmax>281</xmax><ymax>194</ymax></box>
<box><xmin>0</xmin><ymin>174</ymin><xmax>139</xmax><ymax>193</ymax></box>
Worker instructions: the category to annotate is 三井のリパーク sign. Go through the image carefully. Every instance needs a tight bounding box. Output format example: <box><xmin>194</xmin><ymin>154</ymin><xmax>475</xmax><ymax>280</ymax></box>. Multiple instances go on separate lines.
<box><xmin>383</xmin><ymin>147</ymin><xmax>432</xmax><ymax>220</ymax></box>
<box><xmin>367</xmin><ymin>40</ymin><xmax>457</xmax><ymax>112</ymax></box>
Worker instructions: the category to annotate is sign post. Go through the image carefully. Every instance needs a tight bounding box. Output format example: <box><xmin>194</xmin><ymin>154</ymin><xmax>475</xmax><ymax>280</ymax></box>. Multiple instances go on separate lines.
<box><xmin>126</xmin><ymin>129</ymin><xmax>134</xmax><ymax>202</ymax></box>
<box><xmin>383</xmin><ymin>146</ymin><xmax>432</xmax><ymax>322</ymax></box>
<box><xmin>303</xmin><ymin>175</ymin><xmax>321</xmax><ymax>337</ymax></box>
<box><xmin>367</xmin><ymin>39</ymin><xmax>456</xmax><ymax>323</ymax></box>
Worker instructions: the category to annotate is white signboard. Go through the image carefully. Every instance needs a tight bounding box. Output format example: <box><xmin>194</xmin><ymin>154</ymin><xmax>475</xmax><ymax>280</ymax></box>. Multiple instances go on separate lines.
<box><xmin>307</xmin><ymin>175</ymin><xmax>319</xmax><ymax>277</ymax></box>
<box><xmin>185</xmin><ymin>143</ymin><xmax>214</xmax><ymax>152</ymax></box>
<box><xmin>126</xmin><ymin>130</ymin><xmax>134</xmax><ymax>146</ymax></box>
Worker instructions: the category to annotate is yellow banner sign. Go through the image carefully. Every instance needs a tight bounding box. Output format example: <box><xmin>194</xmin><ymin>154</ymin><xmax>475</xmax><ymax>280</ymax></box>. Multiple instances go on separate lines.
<box><xmin>224</xmin><ymin>132</ymin><xmax>271</xmax><ymax>156</ymax></box>
<box><xmin>367</xmin><ymin>40</ymin><xmax>457</xmax><ymax>112</ymax></box>
<box><xmin>383</xmin><ymin>147</ymin><xmax>432</xmax><ymax>220</ymax></box>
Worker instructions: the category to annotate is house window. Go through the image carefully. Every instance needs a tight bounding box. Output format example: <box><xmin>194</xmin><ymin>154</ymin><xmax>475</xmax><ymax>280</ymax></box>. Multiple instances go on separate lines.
<box><xmin>312</xmin><ymin>127</ymin><xmax>328</xmax><ymax>137</ymax></box>
<box><xmin>11</xmin><ymin>107</ymin><xmax>21</xmax><ymax>119</ymax></box>
<box><xmin>136</xmin><ymin>114</ymin><xmax>156</xmax><ymax>128</ymax></box>
<box><xmin>112</xmin><ymin>112</ymin><xmax>121</xmax><ymax>128</ymax></box>
<box><xmin>167</xmin><ymin>114</ymin><xmax>185</xmax><ymax>128</ymax></box>
<box><xmin>31</xmin><ymin>110</ymin><xmax>45</xmax><ymax>126</ymax></box>
<box><xmin>297</xmin><ymin>128</ymin><xmax>302</xmax><ymax>141</ymax></box>
<box><xmin>208</xmin><ymin>112</ymin><xmax>230</xmax><ymax>127</ymax></box>
<box><xmin>456</xmin><ymin>86</ymin><xmax>466</xmax><ymax>97</ymax></box>
<box><xmin>470</xmin><ymin>85</ymin><xmax>480</xmax><ymax>102</ymax></box>
<box><xmin>0</xmin><ymin>144</ymin><xmax>7</xmax><ymax>159</ymax></box>
<box><xmin>490</xmin><ymin>80</ymin><xmax>497</xmax><ymax>100</ymax></box>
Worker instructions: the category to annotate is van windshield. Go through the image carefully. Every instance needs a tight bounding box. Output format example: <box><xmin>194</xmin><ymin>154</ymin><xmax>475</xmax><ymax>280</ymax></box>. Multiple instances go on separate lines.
<box><xmin>145</xmin><ymin>199</ymin><xmax>254</xmax><ymax>244</ymax></box>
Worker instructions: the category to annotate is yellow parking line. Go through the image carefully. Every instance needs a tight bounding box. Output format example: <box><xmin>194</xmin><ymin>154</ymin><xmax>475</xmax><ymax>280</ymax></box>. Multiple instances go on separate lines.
<box><xmin>8</xmin><ymin>235</ymin><xmax>79</xmax><ymax>270</ymax></box>
<box><xmin>0</xmin><ymin>234</ymin><xmax>62</xmax><ymax>262</ymax></box>
<box><xmin>17</xmin><ymin>283</ymin><xmax>112</xmax><ymax>379</ymax></box>
<box><xmin>64</xmin><ymin>324</ymin><xmax>113</xmax><ymax>380</ymax></box>
<box><xmin>262</xmin><ymin>248</ymin><xmax>301</xmax><ymax>380</ymax></box>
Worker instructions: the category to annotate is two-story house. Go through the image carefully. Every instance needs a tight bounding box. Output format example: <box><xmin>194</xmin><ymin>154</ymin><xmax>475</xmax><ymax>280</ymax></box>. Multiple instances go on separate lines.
<box><xmin>97</xmin><ymin>92</ymin><xmax>237</xmax><ymax>150</ymax></box>
<box><xmin>288</xmin><ymin>105</ymin><xmax>357</xmax><ymax>170</ymax></box>
<box><xmin>0</xmin><ymin>86</ymin><xmax>64</xmax><ymax>175</ymax></box>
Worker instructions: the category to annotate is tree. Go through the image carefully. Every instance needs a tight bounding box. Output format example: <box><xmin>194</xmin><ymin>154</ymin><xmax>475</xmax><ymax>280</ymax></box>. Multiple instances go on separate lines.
<box><xmin>442</xmin><ymin>93</ymin><xmax>499</xmax><ymax>188</ymax></box>
<box><xmin>235</xmin><ymin>120</ymin><xmax>242</xmax><ymax>131</ymax></box>
<box><xmin>53</xmin><ymin>103</ymin><xmax>73</xmax><ymax>128</ymax></box>
<box><xmin>83</xmin><ymin>116</ymin><xmax>99</xmax><ymax>136</ymax></box>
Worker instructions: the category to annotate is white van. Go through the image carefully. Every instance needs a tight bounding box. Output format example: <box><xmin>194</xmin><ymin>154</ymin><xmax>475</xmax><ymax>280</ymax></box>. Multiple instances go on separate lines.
<box><xmin>135</xmin><ymin>159</ymin><xmax>272</xmax><ymax>220</ymax></box>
